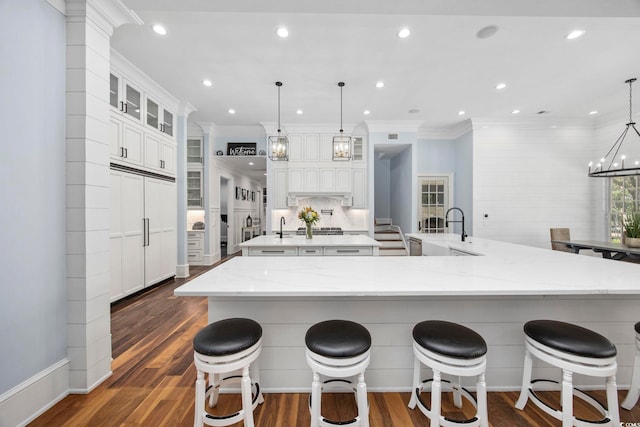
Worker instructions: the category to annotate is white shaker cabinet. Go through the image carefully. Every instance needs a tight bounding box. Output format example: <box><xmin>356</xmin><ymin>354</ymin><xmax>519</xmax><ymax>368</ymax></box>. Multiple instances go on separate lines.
<box><xmin>144</xmin><ymin>178</ymin><xmax>177</xmax><ymax>287</ymax></box>
<box><xmin>351</xmin><ymin>168</ymin><xmax>367</xmax><ymax>208</ymax></box>
<box><xmin>110</xmin><ymin>72</ymin><xmax>143</xmax><ymax>123</ymax></box>
<box><xmin>145</xmin><ymin>95</ymin><xmax>174</xmax><ymax>138</ymax></box>
<box><xmin>144</xmin><ymin>132</ymin><xmax>176</xmax><ymax>174</ymax></box>
<box><xmin>110</xmin><ymin>116</ymin><xmax>144</xmax><ymax>167</ymax></box>
<box><xmin>272</xmin><ymin>166</ymin><xmax>289</xmax><ymax>208</ymax></box>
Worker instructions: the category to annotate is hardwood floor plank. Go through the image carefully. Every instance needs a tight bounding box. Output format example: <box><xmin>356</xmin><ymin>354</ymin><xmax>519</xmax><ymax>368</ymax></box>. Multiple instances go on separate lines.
<box><xmin>27</xmin><ymin>256</ymin><xmax>640</xmax><ymax>426</ymax></box>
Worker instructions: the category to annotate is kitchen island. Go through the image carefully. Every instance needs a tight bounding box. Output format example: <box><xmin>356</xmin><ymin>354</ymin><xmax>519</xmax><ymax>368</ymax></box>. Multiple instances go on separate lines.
<box><xmin>239</xmin><ymin>234</ymin><xmax>382</xmax><ymax>256</ymax></box>
<box><xmin>175</xmin><ymin>235</ymin><xmax>640</xmax><ymax>392</ymax></box>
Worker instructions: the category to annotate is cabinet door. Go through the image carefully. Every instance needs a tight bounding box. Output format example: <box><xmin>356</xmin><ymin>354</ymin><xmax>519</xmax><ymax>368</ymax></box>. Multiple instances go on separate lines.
<box><xmin>288</xmin><ymin>168</ymin><xmax>304</xmax><ymax>192</ymax></box>
<box><xmin>110</xmin><ymin>171</ymin><xmax>144</xmax><ymax>301</ymax></box>
<box><xmin>304</xmin><ymin>168</ymin><xmax>319</xmax><ymax>192</ymax></box>
<box><xmin>352</xmin><ymin>168</ymin><xmax>367</xmax><ymax>208</ymax></box>
<box><xmin>146</xmin><ymin>97</ymin><xmax>160</xmax><ymax>130</ymax></box>
<box><xmin>303</xmin><ymin>134</ymin><xmax>319</xmax><ymax>161</ymax></box>
<box><xmin>187</xmin><ymin>138</ymin><xmax>203</xmax><ymax>163</ymax></box>
<box><xmin>109</xmin><ymin>117</ymin><xmax>123</xmax><ymax>159</ymax></box>
<box><xmin>122</xmin><ymin>123</ymin><xmax>144</xmax><ymax>166</ymax></box>
<box><xmin>335</xmin><ymin>168</ymin><xmax>352</xmax><ymax>192</ymax></box>
<box><xmin>124</xmin><ymin>81</ymin><xmax>142</xmax><ymax>121</ymax></box>
<box><xmin>352</xmin><ymin>136</ymin><xmax>366</xmax><ymax>162</ymax></box>
<box><xmin>109</xmin><ymin>73</ymin><xmax>120</xmax><ymax>111</ymax></box>
<box><xmin>288</xmin><ymin>134</ymin><xmax>304</xmax><ymax>161</ymax></box>
<box><xmin>144</xmin><ymin>132</ymin><xmax>162</xmax><ymax>171</ymax></box>
<box><xmin>161</xmin><ymin>108</ymin><xmax>174</xmax><ymax>137</ymax></box>
<box><xmin>187</xmin><ymin>170</ymin><xmax>203</xmax><ymax>208</ymax></box>
<box><xmin>144</xmin><ymin>178</ymin><xmax>176</xmax><ymax>286</ymax></box>
<box><xmin>319</xmin><ymin>134</ymin><xmax>334</xmax><ymax>161</ymax></box>
<box><xmin>161</xmin><ymin>140</ymin><xmax>176</xmax><ymax>174</ymax></box>
<box><xmin>273</xmin><ymin>167</ymin><xmax>289</xmax><ymax>209</ymax></box>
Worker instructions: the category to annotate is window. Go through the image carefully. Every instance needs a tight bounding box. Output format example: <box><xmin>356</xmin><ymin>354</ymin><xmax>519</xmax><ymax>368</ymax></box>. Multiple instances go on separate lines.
<box><xmin>610</xmin><ymin>176</ymin><xmax>640</xmax><ymax>241</ymax></box>
<box><xmin>418</xmin><ymin>175</ymin><xmax>450</xmax><ymax>233</ymax></box>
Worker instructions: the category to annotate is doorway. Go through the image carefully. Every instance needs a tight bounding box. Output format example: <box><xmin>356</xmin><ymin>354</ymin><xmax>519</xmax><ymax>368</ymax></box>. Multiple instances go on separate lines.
<box><xmin>220</xmin><ymin>176</ymin><xmax>230</xmax><ymax>257</ymax></box>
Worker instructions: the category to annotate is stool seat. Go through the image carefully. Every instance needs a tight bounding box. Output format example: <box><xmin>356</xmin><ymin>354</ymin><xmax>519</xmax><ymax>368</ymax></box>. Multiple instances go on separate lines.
<box><xmin>524</xmin><ymin>320</ymin><xmax>616</xmax><ymax>359</ymax></box>
<box><xmin>305</xmin><ymin>320</ymin><xmax>371</xmax><ymax>358</ymax></box>
<box><xmin>194</xmin><ymin>318</ymin><xmax>262</xmax><ymax>357</ymax></box>
<box><xmin>413</xmin><ymin>320</ymin><xmax>487</xmax><ymax>359</ymax></box>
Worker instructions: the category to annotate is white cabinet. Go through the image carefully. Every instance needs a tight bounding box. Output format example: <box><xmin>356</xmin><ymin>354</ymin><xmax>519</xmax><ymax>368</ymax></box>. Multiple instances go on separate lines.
<box><xmin>352</xmin><ymin>136</ymin><xmax>366</xmax><ymax>162</ymax></box>
<box><xmin>187</xmin><ymin>231</ymin><xmax>204</xmax><ymax>265</ymax></box>
<box><xmin>187</xmin><ymin>138</ymin><xmax>204</xmax><ymax>164</ymax></box>
<box><xmin>187</xmin><ymin>169</ymin><xmax>203</xmax><ymax>208</ymax></box>
<box><xmin>144</xmin><ymin>132</ymin><xmax>175</xmax><ymax>174</ymax></box>
<box><xmin>110</xmin><ymin>116</ymin><xmax>144</xmax><ymax>167</ymax></box>
<box><xmin>289</xmin><ymin>134</ymin><xmax>319</xmax><ymax>161</ymax></box>
<box><xmin>351</xmin><ymin>168</ymin><xmax>367</xmax><ymax>208</ymax></box>
<box><xmin>110</xmin><ymin>72</ymin><xmax>143</xmax><ymax>123</ymax></box>
<box><xmin>145</xmin><ymin>95</ymin><xmax>174</xmax><ymax>137</ymax></box>
<box><xmin>110</xmin><ymin>169</ymin><xmax>176</xmax><ymax>302</ymax></box>
<box><xmin>272</xmin><ymin>166</ymin><xmax>289</xmax><ymax>208</ymax></box>
<box><xmin>335</xmin><ymin>168</ymin><xmax>352</xmax><ymax>193</ymax></box>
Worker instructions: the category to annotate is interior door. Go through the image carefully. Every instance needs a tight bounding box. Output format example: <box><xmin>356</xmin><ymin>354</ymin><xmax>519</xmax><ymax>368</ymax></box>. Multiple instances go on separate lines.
<box><xmin>417</xmin><ymin>175</ymin><xmax>451</xmax><ymax>233</ymax></box>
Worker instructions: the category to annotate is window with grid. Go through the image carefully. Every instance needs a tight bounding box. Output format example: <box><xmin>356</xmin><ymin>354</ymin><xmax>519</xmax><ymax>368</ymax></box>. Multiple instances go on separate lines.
<box><xmin>418</xmin><ymin>176</ymin><xmax>449</xmax><ymax>233</ymax></box>
<box><xmin>610</xmin><ymin>176</ymin><xmax>640</xmax><ymax>242</ymax></box>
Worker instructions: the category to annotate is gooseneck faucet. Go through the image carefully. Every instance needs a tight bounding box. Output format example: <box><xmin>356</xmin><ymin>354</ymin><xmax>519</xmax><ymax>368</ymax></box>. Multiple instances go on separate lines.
<box><xmin>445</xmin><ymin>207</ymin><xmax>467</xmax><ymax>242</ymax></box>
<box><xmin>278</xmin><ymin>216</ymin><xmax>285</xmax><ymax>239</ymax></box>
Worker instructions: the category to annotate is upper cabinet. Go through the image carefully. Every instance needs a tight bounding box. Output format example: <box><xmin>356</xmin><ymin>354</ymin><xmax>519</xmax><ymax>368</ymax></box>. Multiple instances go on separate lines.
<box><xmin>146</xmin><ymin>96</ymin><xmax>174</xmax><ymax>137</ymax></box>
<box><xmin>187</xmin><ymin>138</ymin><xmax>204</xmax><ymax>164</ymax></box>
<box><xmin>110</xmin><ymin>72</ymin><xmax>143</xmax><ymax>123</ymax></box>
<box><xmin>352</xmin><ymin>136</ymin><xmax>365</xmax><ymax>162</ymax></box>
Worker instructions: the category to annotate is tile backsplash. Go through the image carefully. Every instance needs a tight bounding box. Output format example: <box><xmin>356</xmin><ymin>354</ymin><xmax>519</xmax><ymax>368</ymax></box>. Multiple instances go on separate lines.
<box><xmin>271</xmin><ymin>197</ymin><xmax>369</xmax><ymax>231</ymax></box>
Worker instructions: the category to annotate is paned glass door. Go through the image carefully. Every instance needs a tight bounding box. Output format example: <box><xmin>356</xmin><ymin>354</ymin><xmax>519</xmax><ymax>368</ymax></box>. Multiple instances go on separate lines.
<box><xmin>418</xmin><ymin>175</ymin><xmax>450</xmax><ymax>233</ymax></box>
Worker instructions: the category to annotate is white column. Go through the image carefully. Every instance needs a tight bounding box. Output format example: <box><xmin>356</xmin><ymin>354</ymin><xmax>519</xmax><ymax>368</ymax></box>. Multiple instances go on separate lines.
<box><xmin>198</xmin><ymin>123</ymin><xmax>216</xmax><ymax>264</ymax></box>
<box><xmin>64</xmin><ymin>0</ymin><xmax>141</xmax><ymax>392</ymax></box>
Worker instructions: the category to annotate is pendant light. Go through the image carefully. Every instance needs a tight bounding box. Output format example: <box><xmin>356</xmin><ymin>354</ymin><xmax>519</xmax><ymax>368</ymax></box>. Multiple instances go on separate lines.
<box><xmin>589</xmin><ymin>78</ymin><xmax>640</xmax><ymax>177</ymax></box>
<box><xmin>268</xmin><ymin>81</ymin><xmax>289</xmax><ymax>161</ymax></box>
<box><xmin>333</xmin><ymin>82</ymin><xmax>352</xmax><ymax>161</ymax></box>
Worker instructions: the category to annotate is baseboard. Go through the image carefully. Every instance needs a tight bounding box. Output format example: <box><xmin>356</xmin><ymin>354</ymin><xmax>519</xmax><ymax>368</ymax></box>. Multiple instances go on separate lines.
<box><xmin>203</xmin><ymin>254</ymin><xmax>218</xmax><ymax>266</ymax></box>
<box><xmin>175</xmin><ymin>263</ymin><xmax>190</xmax><ymax>278</ymax></box>
<box><xmin>0</xmin><ymin>358</ymin><xmax>70</xmax><ymax>427</ymax></box>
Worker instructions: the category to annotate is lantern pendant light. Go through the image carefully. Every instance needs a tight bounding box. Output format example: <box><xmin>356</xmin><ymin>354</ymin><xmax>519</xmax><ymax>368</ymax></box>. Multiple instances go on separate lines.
<box><xmin>268</xmin><ymin>81</ymin><xmax>289</xmax><ymax>161</ymax></box>
<box><xmin>589</xmin><ymin>77</ymin><xmax>640</xmax><ymax>177</ymax></box>
<box><xmin>333</xmin><ymin>82</ymin><xmax>352</xmax><ymax>161</ymax></box>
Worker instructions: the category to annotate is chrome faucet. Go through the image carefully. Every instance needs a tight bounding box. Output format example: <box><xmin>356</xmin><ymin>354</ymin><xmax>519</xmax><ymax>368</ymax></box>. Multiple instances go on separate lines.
<box><xmin>278</xmin><ymin>216</ymin><xmax>285</xmax><ymax>239</ymax></box>
<box><xmin>445</xmin><ymin>207</ymin><xmax>467</xmax><ymax>242</ymax></box>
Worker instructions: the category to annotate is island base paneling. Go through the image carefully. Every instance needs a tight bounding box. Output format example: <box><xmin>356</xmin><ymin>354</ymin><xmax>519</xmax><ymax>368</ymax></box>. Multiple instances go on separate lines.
<box><xmin>207</xmin><ymin>296</ymin><xmax>639</xmax><ymax>392</ymax></box>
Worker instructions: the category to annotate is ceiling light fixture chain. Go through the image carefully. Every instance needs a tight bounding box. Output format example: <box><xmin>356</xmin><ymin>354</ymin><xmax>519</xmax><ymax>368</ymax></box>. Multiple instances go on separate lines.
<box><xmin>332</xmin><ymin>82</ymin><xmax>352</xmax><ymax>161</ymax></box>
<box><xmin>268</xmin><ymin>81</ymin><xmax>289</xmax><ymax>161</ymax></box>
<box><xmin>589</xmin><ymin>77</ymin><xmax>640</xmax><ymax>177</ymax></box>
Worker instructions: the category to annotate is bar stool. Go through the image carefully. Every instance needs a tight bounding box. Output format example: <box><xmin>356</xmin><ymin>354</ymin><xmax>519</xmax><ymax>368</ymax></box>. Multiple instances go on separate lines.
<box><xmin>305</xmin><ymin>319</ymin><xmax>371</xmax><ymax>427</ymax></box>
<box><xmin>193</xmin><ymin>318</ymin><xmax>264</xmax><ymax>427</ymax></box>
<box><xmin>408</xmin><ymin>320</ymin><xmax>488</xmax><ymax>427</ymax></box>
<box><xmin>515</xmin><ymin>320</ymin><xmax>620</xmax><ymax>427</ymax></box>
<box><xmin>622</xmin><ymin>321</ymin><xmax>640</xmax><ymax>409</ymax></box>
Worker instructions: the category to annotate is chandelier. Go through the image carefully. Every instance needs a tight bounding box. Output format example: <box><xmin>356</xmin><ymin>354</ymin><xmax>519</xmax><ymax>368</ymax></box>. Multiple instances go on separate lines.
<box><xmin>589</xmin><ymin>78</ymin><xmax>640</xmax><ymax>177</ymax></box>
<box><xmin>333</xmin><ymin>82</ymin><xmax>352</xmax><ymax>161</ymax></box>
<box><xmin>268</xmin><ymin>81</ymin><xmax>289</xmax><ymax>161</ymax></box>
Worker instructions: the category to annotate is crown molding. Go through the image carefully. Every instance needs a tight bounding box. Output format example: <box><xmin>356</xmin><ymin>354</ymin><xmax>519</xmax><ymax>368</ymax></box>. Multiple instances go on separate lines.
<box><xmin>418</xmin><ymin>119</ymin><xmax>472</xmax><ymax>140</ymax></box>
<box><xmin>364</xmin><ymin>120</ymin><xmax>423</xmax><ymax>133</ymax></box>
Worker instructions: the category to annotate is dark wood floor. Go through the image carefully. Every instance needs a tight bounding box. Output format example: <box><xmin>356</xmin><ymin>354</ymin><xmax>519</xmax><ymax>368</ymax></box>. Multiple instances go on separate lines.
<box><xmin>29</xmin><ymin>253</ymin><xmax>640</xmax><ymax>426</ymax></box>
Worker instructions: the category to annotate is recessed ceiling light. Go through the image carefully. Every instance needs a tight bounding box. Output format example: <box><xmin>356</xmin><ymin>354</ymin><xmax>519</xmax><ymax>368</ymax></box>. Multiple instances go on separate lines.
<box><xmin>152</xmin><ymin>24</ymin><xmax>167</xmax><ymax>35</ymax></box>
<box><xmin>476</xmin><ymin>25</ymin><xmax>499</xmax><ymax>39</ymax></box>
<box><xmin>589</xmin><ymin>110</ymin><xmax>598</xmax><ymax>115</ymax></box>
<box><xmin>249</xmin><ymin>162</ymin><xmax>254</xmax><ymax>166</ymax></box>
<box><xmin>458</xmin><ymin>110</ymin><xmax>466</xmax><ymax>116</ymax></box>
<box><xmin>296</xmin><ymin>109</ymin><xmax>303</xmax><ymax>115</ymax></box>
<box><xmin>566</xmin><ymin>29</ymin><xmax>586</xmax><ymax>40</ymax></box>
<box><xmin>496</xmin><ymin>83</ymin><xmax>507</xmax><ymax>90</ymax></box>
<box><xmin>376</xmin><ymin>81</ymin><xmax>384</xmax><ymax>88</ymax></box>
<box><xmin>276</xmin><ymin>27</ymin><xmax>289</xmax><ymax>38</ymax></box>
<box><xmin>398</xmin><ymin>28</ymin><xmax>411</xmax><ymax>39</ymax></box>
<box><xmin>228</xmin><ymin>109</ymin><xmax>235</xmax><ymax>115</ymax></box>
<box><xmin>408</xmin><ymin>109</ymin><xmax>420</xmax><ymax>114</ymax></box>
<box><xmin>512</xmin><ymin>109</ymin><xmax>521</xmax><ymax>115</ymax></box>
<box><xmin>364</xmin><ymin>110</ymin><xmax>371</xmax><ymax>115</ymax></box>
<box><xmin>202</xmin><ymin>79</ymin><xmax>212</xmax><ymax>87</ymax></box>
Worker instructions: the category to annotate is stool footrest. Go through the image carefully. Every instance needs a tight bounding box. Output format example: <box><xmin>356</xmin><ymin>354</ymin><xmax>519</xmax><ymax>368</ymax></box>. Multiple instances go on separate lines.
<box><xmin>414</xmin><ymin>378</ymin><xmax>481</xmax><ymax>427</ymax></box>
<box><xmin>527</xmin><ymin>379</ymin><xmax>613</xmax><ymax>427</ymax></box>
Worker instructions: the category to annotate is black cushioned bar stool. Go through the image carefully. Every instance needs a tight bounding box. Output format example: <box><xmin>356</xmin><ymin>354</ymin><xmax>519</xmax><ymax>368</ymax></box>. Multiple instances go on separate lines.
<box><xmin>408</xmin><ymin>320</ymin><xmax>488</xmax><ymax>427</ymax></box>
<box><xmin>515</xmin><ymin>320</ymin><xmax>620</xmax><ymax>427</ymax></box>
<box><xmin>193</xmin><ymin>318</ymin><xmax>264</xmax><ymax>427</ymax></box>
<box><xmin>305</xmin><ymin>319</ymin><xmax>372</xmax><ymax>427</ymax></box>
<box><xmin>622</xmin><ymin>321</ymin><xmax>640</xmax><ymax>410</ymax></box>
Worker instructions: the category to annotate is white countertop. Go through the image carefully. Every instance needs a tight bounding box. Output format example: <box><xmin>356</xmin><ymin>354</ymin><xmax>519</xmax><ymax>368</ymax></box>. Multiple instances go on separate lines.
<box><xmin>176</xmin><ymin>234</ymin><xmax>640</xmax><ymax>297</ymax></box>
<box><xmin>239</xmin><ymin>234</ymin><xmax>382</xmax><ymax>248</ymax></box>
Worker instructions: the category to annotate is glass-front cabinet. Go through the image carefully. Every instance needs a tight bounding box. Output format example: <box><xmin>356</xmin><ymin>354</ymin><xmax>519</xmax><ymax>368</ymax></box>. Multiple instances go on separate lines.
<box><xmin>187</xmin><ymin>170</ymin><xmax>203</xmax><ymax>208</ymax></box>
<box><xmin>187</xmin><ymin>138</ymin><xmax>203</xmax><ymax>163</ymax></box>
<box><xmin>110</xmin><ymin>72</ymin><xmax>142</xmax><ymax>122</ymax></box>
<box><xmin>146</xmin><ymin>98</ymin><xmax>159</xmax><ymax>129</ymax></box>
<box><xmin>145</xmin><ymin>95</ymin><xmax>174</xmax><ymax>137</ymax></box>
<box><xmin>352</xmin><ymin>137</ymin><xmax>365</xmax><ymax>161</ymax></box>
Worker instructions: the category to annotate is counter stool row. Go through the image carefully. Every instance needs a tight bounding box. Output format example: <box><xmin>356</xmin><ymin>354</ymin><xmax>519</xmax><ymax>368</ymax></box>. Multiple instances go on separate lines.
<box><xmin>191</xmin><ymin>318</ymin><xmax>640</xmax><ymax>427</ymax></box>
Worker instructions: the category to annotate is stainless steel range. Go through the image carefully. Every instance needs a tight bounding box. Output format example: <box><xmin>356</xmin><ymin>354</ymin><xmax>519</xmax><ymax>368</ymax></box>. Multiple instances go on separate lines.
<box><xmin>296</xmin><ymin>227</ymin><xmax>343</xmax><ymax>235</ymax></box>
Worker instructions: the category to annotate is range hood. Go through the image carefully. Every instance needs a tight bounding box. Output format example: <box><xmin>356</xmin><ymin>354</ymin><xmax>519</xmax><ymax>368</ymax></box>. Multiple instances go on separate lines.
<box><xmin>287</xmin><ymin>192</ymin><xmax>352</xmax><ymax>207</ymax></box>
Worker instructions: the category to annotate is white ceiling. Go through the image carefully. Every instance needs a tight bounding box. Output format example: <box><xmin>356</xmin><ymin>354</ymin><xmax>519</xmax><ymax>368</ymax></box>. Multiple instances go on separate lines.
<box><xmin>113</xmin><ymin>0</ymin><xmax>640</xmax><ymax>132</ymax></box>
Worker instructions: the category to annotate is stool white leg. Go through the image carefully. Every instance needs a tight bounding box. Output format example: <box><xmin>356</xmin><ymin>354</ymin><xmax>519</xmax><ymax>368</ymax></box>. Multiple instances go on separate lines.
<box><xmin>561</xmin><ymin>370</ymin><xmax>573</xmax><ymax>427</ymax></box>
<box><xmin>241</xmin><ymin>365</ymin><xmax>255</xmax><ymax>427</ymax></box>
<box><xmin>477</xmin><ymin>373</ymin><xmax>488</xmax><ymax>427</ymax></box>
<box><xmin>515</xmin><ymin>350</ymin><xmax>532</xmax><ymax>410</ymax></box>
<box><xmin>452</xmin><ymin>375</ymin><xmax>463</xmax><ymax>409</ymax></box>
<box><xmin>622</xmin><ymin>350</ymin><xmax>640</xmax><ymax>409</ymax></box>
<box><xmin>606</xmin><ymin>375</ymin><xmax>620</xmax><ymax>426</ymax></box>
<box><xmin>430</xmin><ymin>370</ymin><xmax>442</xmax><ymax>427</ymax></box>
<box><xmin>310</xmin><ymin>371</ymin><xmax>321</xmax><ymax>427</ymax></box>
<box><xmin>251</xmin><ymin>359</ymin><xmax>264</xmax><ymax>405</ymax></box>
<box><xmin>357</xmin><ymin>372</ymin><xmax>369</xmax><ymax>427</ymax></box>
<box><xmin>194</xmin><ymin>369</ymin><xmax>205</xmax><ymax>427</ymax></box>
<box><xmin>208</xmin><ymin>372</ymin><xmax>219</xmax><ymax>407</ymax></box>
<box><xmin>408</xmin><ymin>355</ymin><xmax>420</xmax><ymax>409</ymax></box>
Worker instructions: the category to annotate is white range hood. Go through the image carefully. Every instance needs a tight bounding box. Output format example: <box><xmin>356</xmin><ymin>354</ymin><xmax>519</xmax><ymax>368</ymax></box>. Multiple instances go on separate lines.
<box><xmin>287</xmin><ymin>192</ymin><xmax>352</xmax><ymax>207</ymax></box>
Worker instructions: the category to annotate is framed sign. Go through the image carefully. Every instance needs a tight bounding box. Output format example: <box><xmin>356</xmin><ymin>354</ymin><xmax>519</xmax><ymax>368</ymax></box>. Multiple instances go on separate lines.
<box><xmin>227</xmin><ymin>142</ymin><xmax>256</xmax><ymax>156</ymax></box>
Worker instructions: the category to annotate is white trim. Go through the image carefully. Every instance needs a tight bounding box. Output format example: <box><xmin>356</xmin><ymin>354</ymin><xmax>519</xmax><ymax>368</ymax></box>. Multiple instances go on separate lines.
<box><xmin>45</xmin><ymin>0</ymin><xmax>65</xmax><ymax>14</ymax></box>
<box><xmin>418</xmin><ymin>119</ymin><xmax>472</xmax><ymax>140</ymax></box>
<box><xmin>68</xmin><ymin>371</ymin><xmax>112</xmax><ymax>395</ymax></box>
<box><xmin>203</xmin><ymin>253</ymin><xmax>217</xmax><ymax>265</ymax></box>
<box><xmin>0</xmin><ymin>359</ymin><xmax>69</xmax><ymax>427</ymax></box>
<box><xmin>176</xmin><ymin>264</ymin><xmax>190</xmax><ymax>278</ymax></box>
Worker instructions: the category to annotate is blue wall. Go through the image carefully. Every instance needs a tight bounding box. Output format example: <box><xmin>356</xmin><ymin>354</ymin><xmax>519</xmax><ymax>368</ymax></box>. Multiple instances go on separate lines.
<box><xmin>0</xmin><ymin>0</ymin><xmax>67</xmax><ymax>394</ymax></box>
<box><xmin>390</xmin><ymin>147</ymin><xmax>413</xmax><ymax>235</ymax></box>
<box><xmin>373</xmin><ymin>156</ymin><xmax>391</xmax><ymax>218</ymax></box>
